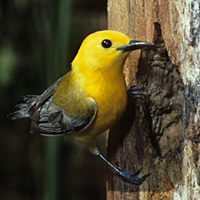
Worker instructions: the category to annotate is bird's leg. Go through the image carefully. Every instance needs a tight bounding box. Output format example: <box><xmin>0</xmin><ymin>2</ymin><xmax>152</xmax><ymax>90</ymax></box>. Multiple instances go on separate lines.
<box><xmin>98</xmin><ymin>153</ymin><xmax>150</xmax><ymax>185</ymax></box>
<box><xmin>127</xmin><ymin>86</ymin><xmax>149</xmax><ymax>98</ymax></box>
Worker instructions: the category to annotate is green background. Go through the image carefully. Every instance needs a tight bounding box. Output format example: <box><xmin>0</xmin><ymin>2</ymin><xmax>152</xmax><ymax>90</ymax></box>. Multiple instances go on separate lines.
<box><xmin>0</xmin><ymin>0</ymin><xmax>107</xmax><ymax>199</ymax></box>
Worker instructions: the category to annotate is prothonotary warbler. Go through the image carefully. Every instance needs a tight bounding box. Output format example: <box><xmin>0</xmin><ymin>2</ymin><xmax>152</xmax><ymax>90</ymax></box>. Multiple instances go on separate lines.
<box><xmin>8</xmin><ymin>30</ymin><xmax>154</xmax><ymax>185</ymax></box>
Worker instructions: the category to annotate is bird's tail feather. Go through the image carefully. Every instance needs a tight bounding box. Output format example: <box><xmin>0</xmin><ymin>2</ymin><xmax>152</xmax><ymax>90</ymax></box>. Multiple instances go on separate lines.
<box><xmin>7</xmin><ymin>95</ymin><xmax>39</xmax><ymax>120</ymax></box>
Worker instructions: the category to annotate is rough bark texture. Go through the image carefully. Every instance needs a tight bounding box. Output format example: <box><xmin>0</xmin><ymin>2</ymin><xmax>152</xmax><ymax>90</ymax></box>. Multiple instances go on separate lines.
<box><xmin>107</xmin><ymin>0</ymin><xmax>200</xmax><ymax>199</ymax></box>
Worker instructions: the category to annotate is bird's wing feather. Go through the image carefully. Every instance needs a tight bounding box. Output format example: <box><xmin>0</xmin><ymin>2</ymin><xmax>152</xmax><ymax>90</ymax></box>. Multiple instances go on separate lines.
<box><xmin>7</xmin><ymin>80</ymin><xmax>59</xmax><ymax>120</ymax></box>
<box><xmin>30</xmin><ymin>89</ymin><xmax>97</xmax><ymax>136</ymax></box>
<box><xmin>8</xmin><ymin>73</ymin><xmax>97</xmax><ymax>135</ymax></box>
<box><xmin>35</xmin><ymin>78</ymin><xmax>60</xmax><ymax>109</ymax></box>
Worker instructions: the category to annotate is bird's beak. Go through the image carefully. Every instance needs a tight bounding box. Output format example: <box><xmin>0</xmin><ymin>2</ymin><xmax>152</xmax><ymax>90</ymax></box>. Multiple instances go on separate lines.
<box><xmin>117</xmin><ymin>40</ymin><xmax>155</xmax><ymax>52</ymax></box>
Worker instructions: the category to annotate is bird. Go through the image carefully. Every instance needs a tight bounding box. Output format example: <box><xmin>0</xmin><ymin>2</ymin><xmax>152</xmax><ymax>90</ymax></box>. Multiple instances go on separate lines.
<box><xmin>8</xmin><ymin>30</ymin><xmax>154</xmax><ymax>185</ymax></box>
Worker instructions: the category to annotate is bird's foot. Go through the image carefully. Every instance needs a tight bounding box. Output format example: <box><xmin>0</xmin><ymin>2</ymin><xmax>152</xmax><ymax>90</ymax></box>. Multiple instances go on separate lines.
<box><xmin>116</xmin><ymin>163</ymin><xmax>150</xmax><ymax>185</ymax></box>
<box><xmin>127</xmin><ymin>86</ymin><xmax>149</xmax><ymax>98</ymax></box>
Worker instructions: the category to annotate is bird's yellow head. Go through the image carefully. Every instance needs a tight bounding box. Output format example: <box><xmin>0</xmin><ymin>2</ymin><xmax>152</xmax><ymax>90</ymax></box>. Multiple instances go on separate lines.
<box><xmin>72</xmin><ymin>30</ymin><xmax>154</xmax><ymax>73</ymax></box>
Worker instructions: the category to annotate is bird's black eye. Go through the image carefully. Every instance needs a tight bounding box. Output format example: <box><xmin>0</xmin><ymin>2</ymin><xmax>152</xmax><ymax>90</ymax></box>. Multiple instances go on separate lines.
<box><xmin>101</xmin><ymin>39</ymin><xmax>112</xmax><ymax>48</ymax></box>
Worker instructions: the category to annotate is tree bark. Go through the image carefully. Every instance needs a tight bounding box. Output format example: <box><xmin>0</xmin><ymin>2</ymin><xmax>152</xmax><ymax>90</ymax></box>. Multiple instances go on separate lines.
<box><xmin>107</xmin><ymin>0</ymin><xmax>200</xmax><ymax>199</ymax></box>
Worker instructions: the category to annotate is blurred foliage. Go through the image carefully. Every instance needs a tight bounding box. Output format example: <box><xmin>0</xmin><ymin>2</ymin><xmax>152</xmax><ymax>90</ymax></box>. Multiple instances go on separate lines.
<box><xmin>0</xmin><ymin>42</ymin><xmax>16</xmax><ymax>86</ymax></box>
<box><xmin>0</xmin><ymin>0</ymin><xmax>107</xmax><ymax>200</ymax></box>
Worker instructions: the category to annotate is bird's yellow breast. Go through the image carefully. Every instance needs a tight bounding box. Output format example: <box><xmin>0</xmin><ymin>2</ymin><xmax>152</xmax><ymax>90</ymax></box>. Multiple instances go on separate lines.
<box><xmin>67</xmin><ymin>62</ymin><xmax>127</xmax><ymax>146</ymax></box>
<box><xmin>84</xmin><ymin>69</ymin><xmax>127</xmax><ymax>132</ymax></box>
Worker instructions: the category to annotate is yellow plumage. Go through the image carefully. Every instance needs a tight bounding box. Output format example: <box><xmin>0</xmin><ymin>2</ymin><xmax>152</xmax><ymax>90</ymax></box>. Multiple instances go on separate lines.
<box><xmin>51</xmin><ymin>31</ymin><xmax>130</xmax><ymax>153</ymax></box>
<box><xmin>8</xmin><ymin>30</ymin><xmax>154</xmax><ymax>184</ymax></box>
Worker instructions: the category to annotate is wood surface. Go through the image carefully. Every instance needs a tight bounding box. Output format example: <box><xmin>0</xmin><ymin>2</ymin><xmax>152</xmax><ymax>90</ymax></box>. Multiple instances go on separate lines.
<box><xmin>107</xmin><ymin>0</ymin><xmax>200</xmax><ymax>199</ymax></box>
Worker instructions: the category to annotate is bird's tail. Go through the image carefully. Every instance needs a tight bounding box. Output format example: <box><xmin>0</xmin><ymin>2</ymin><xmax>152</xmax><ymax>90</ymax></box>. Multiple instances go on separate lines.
<box><xmin>7</xmin><ymin>95</ymin><xmax>40</xmax><ymax>120</ymax></box>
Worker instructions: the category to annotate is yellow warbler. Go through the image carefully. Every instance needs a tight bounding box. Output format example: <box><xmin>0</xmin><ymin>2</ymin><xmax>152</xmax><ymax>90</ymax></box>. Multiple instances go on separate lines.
<box><xmin>8</xmin><ymin>30</ymin><xmax>154</xmax><ymax>184</ymax></box>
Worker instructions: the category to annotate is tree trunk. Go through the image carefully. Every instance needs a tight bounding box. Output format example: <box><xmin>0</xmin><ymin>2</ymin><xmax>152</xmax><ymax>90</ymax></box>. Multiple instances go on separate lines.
<box><xmin>107</xmin><ymin>0</ymin><xmax>200</xmax><ymax>199</ymax></box>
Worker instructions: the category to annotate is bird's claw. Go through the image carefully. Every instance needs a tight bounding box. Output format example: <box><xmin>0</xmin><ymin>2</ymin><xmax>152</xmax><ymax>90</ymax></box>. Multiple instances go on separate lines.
<box><xmin>127</xmin><ymin>86</ymin><xmax>149</xmax><ymax>98</ymax></box>
<box><xmin>115</xmin><ymin>163</ymin><xmax>150</xmax><ymax>185</ymax></box>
